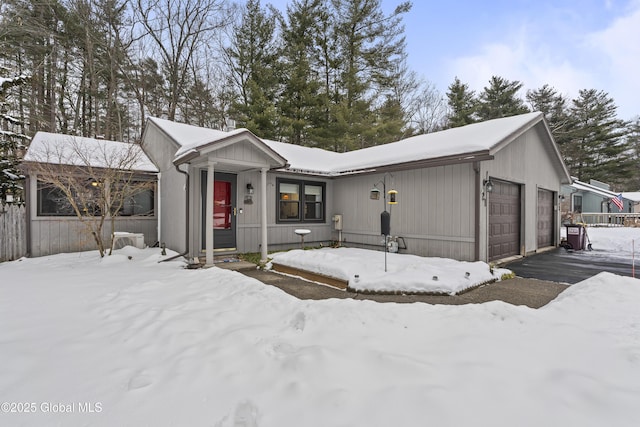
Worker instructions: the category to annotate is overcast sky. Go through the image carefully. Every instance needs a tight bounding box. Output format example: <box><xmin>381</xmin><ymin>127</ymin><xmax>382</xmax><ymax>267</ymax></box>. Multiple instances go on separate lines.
<box><xmin>267</xmin><ymin>0</ymin><xmax>640</xmax><ymax>120</ymax></box>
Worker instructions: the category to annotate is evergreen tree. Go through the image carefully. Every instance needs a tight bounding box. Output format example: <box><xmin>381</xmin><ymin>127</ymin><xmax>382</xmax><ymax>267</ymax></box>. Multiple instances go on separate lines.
<box><xmin>477</xmin><ymin>76</ymin><xmax>530</xmax><ymax>121</ymax></box>
<box><xmin>307</xmin><ymin>1</ymin><xmax>343</xmax><ymax>150</ymax></box>
<box><xmin>526</xmin><ymin>84</ymin><xmax>572</xmax><ymax>148</ymax></box>
<box><xmin>446</xmin><ymin>77</ymin><xmax>477</xmax><ymax>128</ymax></box>
<box><xmin>225</xmin><ymin>0</ymin><xmax>281</xmax><ymax>140</ymax></box>
<box><xmin>368</xmin><ymin>96</ymin><xmax>406</xmax><ymax>145</ymax></box>
<box><xmin>329</xmin><ymin>0</ymin><xmax>411</xmax><ymax>150</ymax></box>
<box><xmin>624</xmin><ymin>117</ymin><xmax>640</xmax><ymax>190</ymax></box>
<box><xmin>567</xmin><ymin>89</ymin><xmax>632</xmax><ymax>187</ymax></box>
<box><xmin>278</xmin><ymin>0</ymin><xmax>323</xmax><ymax>145</ymax></box>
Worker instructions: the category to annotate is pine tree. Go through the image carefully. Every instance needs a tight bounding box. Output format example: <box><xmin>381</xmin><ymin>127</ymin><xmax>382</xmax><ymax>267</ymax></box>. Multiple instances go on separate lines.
<box><xmin>446</xmin><ymin>77</ymin><xmax>477</xmax><ymax>128</ymax></box>
<box><xmin>526</xmin><ymin>84</ymin><xmax>571</xmax><ymax>148</ymax></box>
<box><xmin>477</xmin><ymin>76</ymin><xmax>530</xmax><ymax>121</ymax></box>
<box><xmin>329</xmin><ymin>0</ymin><xmax>411</xmax><ymax>150</ymax></box>
<box><xmin>278</xmin><ymin>0</ymin><xmax>323</xmax><ymax>145</ymax></box>
<box><xmin>567</xmin><ymin>89</ymin><xmax>632</xmax><ymax>187</ymax></box>
<box><xmin>627</xmin><ymin>117</ymin><xmax>640</xmax><ymax>190</ymax></box>
<box><xmin>225</xmin><ymin>0</ymin><xmax>282</xmax><ymax>140</ymax></box>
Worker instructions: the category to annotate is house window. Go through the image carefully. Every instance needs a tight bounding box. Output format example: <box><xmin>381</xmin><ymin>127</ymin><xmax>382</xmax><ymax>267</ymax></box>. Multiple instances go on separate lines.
<box><xmin>573</xmin><ymin>195</ymin><xmax>582</xmax><ymax>213</ymax></box>
<box><xmin>38</xmin><ymin>185</ymin><xmax>76</xmax><ymax>216</ymax></box>
<box><xmin>304</xmin><ymin>184</ymin><xmax>323</xmax><ymax>220</ymax></box>
<box><xmin>37</xmin><ymin>181</ymin><xmax>155</xmax><ymax>217</ymax></box>
<box><xmin>118</xmin><ymin>188</ymin><xmax>155</xmax><ymax>216</ymax></box>
<box><xmin>277</xmin><ymin>178</ymin><xmax>325</xmax><ymax>223</ymax></box>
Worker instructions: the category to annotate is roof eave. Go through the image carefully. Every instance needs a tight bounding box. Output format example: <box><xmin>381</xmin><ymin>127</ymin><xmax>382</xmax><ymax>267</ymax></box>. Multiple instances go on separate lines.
<box><xmin>334</xmin><ymin>151</ymin><xmax>495</xmax><ymax>176</ymax></box>
<box><xmin>172</xmin><ymin>130</ymin><xmax>288</xmax><ymax>168</ymax></box>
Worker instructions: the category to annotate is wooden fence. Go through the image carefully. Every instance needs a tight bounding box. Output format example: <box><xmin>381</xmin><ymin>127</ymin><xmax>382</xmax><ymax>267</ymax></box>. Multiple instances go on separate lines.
<box><xmin>0</xmin><ymin>203</ymin><xmax>27</xmax><ymax>262</ymax></box>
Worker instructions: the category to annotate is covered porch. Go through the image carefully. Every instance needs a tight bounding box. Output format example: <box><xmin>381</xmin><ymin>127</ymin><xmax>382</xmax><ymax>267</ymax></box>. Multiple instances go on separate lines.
<box><xmin>173</xmin><ymin>131</ymin><xmax>288</xmax><ymax>266</ymax></box>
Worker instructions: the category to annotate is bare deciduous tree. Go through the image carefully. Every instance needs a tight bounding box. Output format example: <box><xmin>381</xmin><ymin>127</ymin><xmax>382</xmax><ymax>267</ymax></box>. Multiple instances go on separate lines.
<box><xmin>23</xmin><ymin>135</ymin><xmax>155</xmax><ymax>257</ymax></box>
<box><xmin>405</xmin><ymin>80</ymin><xmax>449</xmax><ymax>134</ymax></box>
<box><xmin>134</xmin><ymin>0</ymin><xmax>228</xmax><ymax>121</ymax></box>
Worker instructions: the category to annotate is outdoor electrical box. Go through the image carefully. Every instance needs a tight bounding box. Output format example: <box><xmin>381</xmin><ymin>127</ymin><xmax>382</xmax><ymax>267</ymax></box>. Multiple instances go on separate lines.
<box><xmin>332</xmin><ymin>214</ymin><xmax>343</xmax><ymax>230</ymax></box>
<box><xmin>380</xmin><ymin>211</ymin><xmax>390</xmax><ymax>236</ymax></box>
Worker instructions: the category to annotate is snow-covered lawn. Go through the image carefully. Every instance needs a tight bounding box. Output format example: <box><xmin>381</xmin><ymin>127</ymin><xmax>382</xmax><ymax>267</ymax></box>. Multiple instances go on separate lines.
<box><xmin>270</xmin><ymin>247</ymin><xmax>510</xmax><ymax>294</ymax></box>
<box><xmin>1</xmin><ymin>243</ymin><xmax>640</xmax><ymax>426</ymax></box>
<box><xmin>581</xmin><ymin>226</ymin><xmax>640</xmax><ymax>258</ymax></box>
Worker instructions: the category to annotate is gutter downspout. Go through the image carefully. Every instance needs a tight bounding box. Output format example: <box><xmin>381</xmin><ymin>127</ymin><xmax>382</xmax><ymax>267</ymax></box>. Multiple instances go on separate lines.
<box><xmin>159</xmin><ymin>163</ymin><xmax>190</xmax><ymax>263</ymax></box>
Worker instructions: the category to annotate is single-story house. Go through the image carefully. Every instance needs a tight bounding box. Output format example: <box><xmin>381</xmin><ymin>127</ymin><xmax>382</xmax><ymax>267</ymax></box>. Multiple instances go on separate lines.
<box><xmin>622</xmin><ymin>193</ymin><xmax>640</xmax><ymax>213</ymax></box>
<box><xmin>22</xmin><ymin>132</ymin><xmax>159</xmax><ymax>257</ymax></box>
<box><xmin>141</xmin><ymin>111</ymin><xmax>571</xmax><ymax>264</ymax></box>
<box><xmin>560</xmin><ymin>178</ymin><xmax>634</xmax><ymax>217</ymax></box>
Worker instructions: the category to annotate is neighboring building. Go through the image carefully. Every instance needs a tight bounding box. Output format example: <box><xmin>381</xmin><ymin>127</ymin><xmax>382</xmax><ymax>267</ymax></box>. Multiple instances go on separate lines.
<box><xmin>142</xmin><ymin>111</ymin><xmax>571</xmax><ymax>264</ymax></box>
<box><xmin>22</xmin><ymin>132</ymin><xmax>159</xmax><ymax>257</ymax></box>
<box><xmin>561</xmin><ymin>178</ymin><xmax>634</xmax><ymax>221</ymax></box>
<box><xmin>621</xmin><ymin>192</ymin><xmax>640</xmax><ymax>213</ymax></box>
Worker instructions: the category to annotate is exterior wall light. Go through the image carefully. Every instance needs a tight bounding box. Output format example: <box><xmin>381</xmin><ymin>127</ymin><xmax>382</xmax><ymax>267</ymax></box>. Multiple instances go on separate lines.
<box><xmin>244</xmin><ymin>183</ymin><xmax>255</xmax><ymax>205</ymax></box>
<box><xmin>482</xmin><ymin>176</ymin><xmax>494</xmax><ymax>204</ymax></box>
<box><xmin>483</xmin><ymin>179</ymin><xmax>494</xmax><ymax>193</ymax></box>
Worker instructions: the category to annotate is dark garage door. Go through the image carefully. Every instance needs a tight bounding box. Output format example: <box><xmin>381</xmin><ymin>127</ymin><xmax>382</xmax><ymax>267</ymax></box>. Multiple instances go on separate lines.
<box><xmin>537</xmin><ymin>189</ymin><xmax>555</xmax><ymax>248</ymax></box>
<box><xmin>489</xmin><ymin>180</ymin><xmax>521</xmax><ymax>261</ymax></box>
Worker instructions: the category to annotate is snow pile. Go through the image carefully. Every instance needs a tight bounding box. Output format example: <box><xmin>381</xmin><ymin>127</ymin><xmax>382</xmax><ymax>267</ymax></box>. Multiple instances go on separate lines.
<box><xmin>269</xmin><ymin>247</ymin><xmax>507</xmax><ymax>294</ymax></box>
<box><xmin>1</xmin><ymin>248</ymin><xmax>640</xmax><ymax>426</ymax></box>
<box><xmin>585</xmin><ymin>226</ymin><xmax>640</xmax><ymax>255</ymax></box>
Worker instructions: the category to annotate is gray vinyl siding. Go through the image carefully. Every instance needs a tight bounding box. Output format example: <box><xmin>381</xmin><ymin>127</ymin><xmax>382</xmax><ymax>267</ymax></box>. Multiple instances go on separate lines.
<box><xmin>29</xmin><ymin>215</ymin><xmax>157</xmax><ymax>257</ymax></box>
<box><xmin>231</xmin><ymin>171</ymin><xmax>333</xmax><ymax>254</ymax></box>
<box><xmin>143</xmin><ymin>124</ymin><xmax>187</xmax><ymax>253</ymax></box>
<box><xmin>203</xmin><ymin>140</ymin><xmax>279</xmax><ymax>166</ymax></box>
<box><xmin>479</xmin><ymin>122</ymin><xmax>564</xmax><ymax>260</ymax></box>
<box><xmin>332</xmin><ymin>164</ymin><xmax>477</xmax><ymax>261</ymax></box>
<box><xmin>26</xmin><ymin>167</ymin><xmax>158</xmax><ymax>257</ymax></box>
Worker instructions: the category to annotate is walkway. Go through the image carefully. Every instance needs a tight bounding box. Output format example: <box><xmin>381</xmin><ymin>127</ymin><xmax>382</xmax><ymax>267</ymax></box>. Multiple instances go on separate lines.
<box><xmin>217</xmin><ymin>260</ymin><xmax>568</xmax><ymax>309</ymax></box>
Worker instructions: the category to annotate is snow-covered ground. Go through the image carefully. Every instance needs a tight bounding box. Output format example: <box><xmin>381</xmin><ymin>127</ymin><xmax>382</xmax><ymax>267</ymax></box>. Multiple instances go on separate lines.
<box><xmin>1</xmin><ymin>237</ymin><xmax>640</xmax><ymax>426</ymax></box>
<box><xmin>270</xmin><ymin>247</ymin><xmax>510</xmax><ymax>294</ymax></box>
<box><xmin>582</xmin><ymin>226</ymin><xmax>640</xmax><ymax>259</ymax></box>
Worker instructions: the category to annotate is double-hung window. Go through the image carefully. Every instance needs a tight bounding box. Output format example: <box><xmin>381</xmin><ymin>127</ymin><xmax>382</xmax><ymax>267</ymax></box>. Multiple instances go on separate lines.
<box><xmin>277</xmin><ymin>178</ymin><xmax>325</xmax><ymax>223</ymax></box>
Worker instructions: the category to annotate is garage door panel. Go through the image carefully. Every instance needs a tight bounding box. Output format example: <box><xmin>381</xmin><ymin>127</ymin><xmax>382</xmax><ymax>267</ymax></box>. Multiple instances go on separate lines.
<box><xmin>537</xmin><ymin>189</ymin><xmax>554</xmax><ymax>248</ymax></box>
<box><xmin>488</xmin><ymin>180</ymin><xmax>521</xmax><ymax>261</ymax></box>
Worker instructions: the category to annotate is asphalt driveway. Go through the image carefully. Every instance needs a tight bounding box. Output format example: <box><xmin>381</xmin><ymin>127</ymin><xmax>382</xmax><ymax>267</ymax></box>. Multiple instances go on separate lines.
<box><xmin>506</xmin><ymin>247</ymin><xmax>636</xmax><ymax>284</ymax></box>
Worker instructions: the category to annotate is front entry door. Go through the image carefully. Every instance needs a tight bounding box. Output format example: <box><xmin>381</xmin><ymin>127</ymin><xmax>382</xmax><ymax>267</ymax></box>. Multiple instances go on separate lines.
<box><xmin>201</xmin><ymin>171</ymin><xmax>237</xmax><ymax>250</ymax></box>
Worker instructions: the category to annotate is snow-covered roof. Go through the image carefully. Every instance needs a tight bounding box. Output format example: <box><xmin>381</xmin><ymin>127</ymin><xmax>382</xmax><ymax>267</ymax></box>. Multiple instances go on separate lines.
<box><xmin>146</xmin><ymin>117</ymin><xmax>288</xmax><ymax>167</ymax></box>
<box><xmin>148</xmin><ymin>112</ymin><xmax>562</xmax><ymax>177</ymax></box>
<box><xmin>570</xmin><ymin>180</ymin><xmax>618</xmax><ymax>199</ymax></box>
<box><xmin>147</xmin><ymin>117</ymin><xmax>247</xmax><ymax>156</ymax></box>
<box><xmin>270</xmin><ymin>112</ymin><xmax>545</xmax><ymax>175</ymax></box>
<box><xmin>24</xmin><ymin>132</ymin><xmax>158</xmax><ymax>172</ymax></box>
<box><xmin>621</xmin><ymin>192</ymin><xmax>640</xmax><ymax>202</ymax></box>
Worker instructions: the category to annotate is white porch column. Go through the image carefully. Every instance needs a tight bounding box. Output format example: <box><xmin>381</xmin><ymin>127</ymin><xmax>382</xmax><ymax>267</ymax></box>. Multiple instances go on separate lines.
<box><xmin>260</xmin><ymin>167</ymin><xmax>269</xmax><ymax>262</ymax></box>
<box><xmin>206</xmin><ymin>161</ymin><xmax>216</xmax><ymax>266</ymax></box>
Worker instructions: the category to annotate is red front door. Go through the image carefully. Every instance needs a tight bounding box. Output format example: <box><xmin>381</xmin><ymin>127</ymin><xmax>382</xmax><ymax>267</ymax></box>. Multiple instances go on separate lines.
<box><xmin>214</xmin><ymin>180</ymin><xmax>232</xmax><ymax>230</ymax></box>
<box><xmin>201</xmin><ymin>171</ymin><xmax>237</xmax><ymax>250</ymax></box>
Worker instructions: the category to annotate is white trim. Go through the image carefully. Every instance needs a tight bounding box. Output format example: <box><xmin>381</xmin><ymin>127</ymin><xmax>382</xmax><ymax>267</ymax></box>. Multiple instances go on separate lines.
<box><xmin>205</xmin><ymin>162</ymin><xmax>216</xmax><ymax>266</ymax></box>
